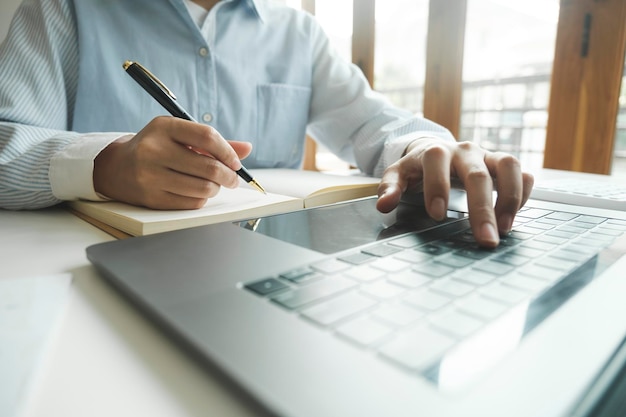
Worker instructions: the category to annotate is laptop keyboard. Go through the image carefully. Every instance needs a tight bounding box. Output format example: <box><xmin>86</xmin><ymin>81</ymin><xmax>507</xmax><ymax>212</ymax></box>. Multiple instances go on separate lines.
<box><xmin>243</xmin><ymin>207</ymin><xmax>626</xmax><ymax>380</ymax></box>
<box><xmin>532</xmin><ymin>178</ymin><xmax>626</xmax><ymax>211</ymax></box>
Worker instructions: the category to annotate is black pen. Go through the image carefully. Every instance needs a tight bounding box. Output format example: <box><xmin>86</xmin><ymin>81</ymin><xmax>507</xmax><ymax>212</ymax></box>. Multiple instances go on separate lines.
<box><xmin>122</xmin><ymin>60</ymin><xmax>266</xmax><ymax>194</ymax></box>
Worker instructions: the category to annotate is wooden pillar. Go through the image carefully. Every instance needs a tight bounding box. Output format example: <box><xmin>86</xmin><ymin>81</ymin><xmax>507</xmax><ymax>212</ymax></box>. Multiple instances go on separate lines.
<box><xmin>543</xmin><ymin>0</ymin><xmax>626</xmax><ymax>174</ymax></box>
<box><xmin>423</xmin><ymin>0</ymin><xmax>467</xmax><ymax>140</ymax></box>
<box><xmin>302</xmin><ymin>0</ymin><xmax>318</xmax><ymax>170</ymax></box>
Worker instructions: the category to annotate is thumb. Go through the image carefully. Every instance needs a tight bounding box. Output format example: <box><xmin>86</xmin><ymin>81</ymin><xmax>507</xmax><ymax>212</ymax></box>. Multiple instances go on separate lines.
<box><xmin>376</xmin><ymin>165</ymin><xmax>406</xmax><ymax>213</ymax></box>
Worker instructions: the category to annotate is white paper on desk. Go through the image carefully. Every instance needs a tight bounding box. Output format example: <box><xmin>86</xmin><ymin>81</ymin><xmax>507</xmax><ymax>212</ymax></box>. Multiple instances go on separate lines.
<box><xmin>0</xmin><ymin>274</ymin><xmax>72</xmax><ymax>417</ymax></box>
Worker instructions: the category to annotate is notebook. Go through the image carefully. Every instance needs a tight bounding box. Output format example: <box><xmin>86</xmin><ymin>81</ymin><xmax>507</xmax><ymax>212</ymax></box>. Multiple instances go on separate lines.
<box><xmin>85</xmin><ymin>191</ymin><xmax>626</xmax><ymax>417</ymax></box>
<box><xmin>69</xmin><ymin>169</ymin><xmax>380</xmax><ymax>236</ymax></box>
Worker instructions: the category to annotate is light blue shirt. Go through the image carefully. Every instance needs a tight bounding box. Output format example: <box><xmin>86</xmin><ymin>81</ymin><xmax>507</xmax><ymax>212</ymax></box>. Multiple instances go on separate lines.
<box><xmin>0</xmin><ymin>0</ymin><xmax>453</xmax><ymax>210</ymax></box>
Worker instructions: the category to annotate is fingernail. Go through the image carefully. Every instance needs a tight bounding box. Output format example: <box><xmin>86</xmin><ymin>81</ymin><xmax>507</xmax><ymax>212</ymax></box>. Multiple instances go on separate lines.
<box><xmin>498</xmin><ymin>214</ymin><xmax>514</xmax><ymax>233</ymax></box>
<box><xmin>481</xmin><ymin>222</ymin><xmax>499</xmax><ymax>246</ymax></box>
<box><xmin>430</xmin><ymin>197</ymin><xmax>446</xmax><ymax>220</ymax></box>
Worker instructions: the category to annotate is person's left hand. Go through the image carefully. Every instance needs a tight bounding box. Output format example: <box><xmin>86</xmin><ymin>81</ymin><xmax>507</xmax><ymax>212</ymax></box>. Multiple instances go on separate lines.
<box><xmin>376</xmin><ymin>137</ymin><xmax>534</xmax><ymax>248</ymax></box>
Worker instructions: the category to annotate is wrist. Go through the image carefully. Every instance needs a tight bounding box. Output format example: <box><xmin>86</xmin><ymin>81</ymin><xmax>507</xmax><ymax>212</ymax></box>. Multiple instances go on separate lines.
<box><xmin>93</xmin><ymin>134</ymin><xmax>133</xmax><ymax>199</ymax></box>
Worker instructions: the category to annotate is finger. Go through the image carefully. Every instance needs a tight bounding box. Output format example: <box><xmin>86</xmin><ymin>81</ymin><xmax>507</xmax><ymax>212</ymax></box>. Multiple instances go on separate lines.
<box><xmin>520</xmin><ymin>172</ymin><xmax>535</xmax><ymax>208</ymax></box>
<box><xmin>159</xmin><ymin>168</ymin><xmax>222</xmax><ymax>199</ymax></box>
<box><xmin>420</xmin><ymin>144</ymin><xmax>452</xmax><ymax>221</ymax></box>
<box><xmin>160</xmin><ymin>117</ymin><xmax>243</xmax><ymax>171</ymax></box>
<box><xmin>159</xmin><ymin>141</ymin><xmax>240</xmax><ymax>189</ymax></box>
<box><xmin>453</xmin><ymin>144</ymin><xmax>499</xmax><ymax>247</ymax></box>
<box><xmin>144</xmin><ymin>190</ymin><xmax>209</xmax><ymax>210</ymax></box>
<box><xmin>484</xmin><ymin>152</ymin><xmax>523</xmax><ymax>234</ymax></box>
<box><xmin>376</xmin><ymin>163</ymin><xmax>407</xmax><ymax>213</ymax></box>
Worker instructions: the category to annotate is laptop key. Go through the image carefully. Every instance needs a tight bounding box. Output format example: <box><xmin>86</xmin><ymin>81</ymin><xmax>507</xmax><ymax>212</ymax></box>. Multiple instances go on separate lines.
<box><xmin>493</xmin><ymin>252</ymin><xmax>531</xmax><ymax>267</ymax></box>
<box><xmin>535</xmin><ymin>256</ymin><xmax>580</xmax><ymax>272</ymax></box>
<box><xmin>429</xmin><ymin>309</ymin><xmax>484</xmax><ymax>338</ymax></box>
<box><xmin>479</xmin><ymin>282</ymin><xmax>529</xmax><ymax>305</ymax></box>
<box><xmin>404</xmin><ymin>289</ymin><xmax>452</xmax><ymax>312</ymax></box>
<box><xmin>455</xmin><ymin>294</ymin><xmax>509</xmax><ymax>321</ymax></box>
<box><xmin>518</xmin><ymin>264</ymin><xmax>565</xmax><ymax>283</ymax></box>
<box><xmin>379</xmin><ymin>325</ymin><xmax>456</xmax><ymax>371</ymax></box>
<box><xmin>387</xmin><ymin>269</ymin><xmax>432</xmax><ymax>289</ymax></box>
<box><xmin>336</xmin><ymin>316</ymin><xmax>394</xmax><ymax>347</ymax></box>
<box><xmin>501</xmin><ymin>272</ymin><xmax>550</xmax><ymax>294</ymax></box>
<box><xmin>434</xmin><ymin>254</ymin><xmax>474</xmax><ymax>269</ymax></box>
<box><xmin>371</xmin><ymin>257</ymin><xmax>411</xmax><ymax>273</ymax></box>
<box><xmin>415</xmin><ymin>243</ymin><xmax>451</xmax><ymax>256</ymax></box>
<box><xmin>361</xmin><ymin>281</ymin><xmax>405</xmax><ymax>300</ymax></box>
<box><xmin>271</xmin><ymin>277</ymin><xmax>355</xmax><ymax>310</ymax></box>
<box><xmin>362</xmin><ymin>244</ymin><xmax>402</xmax><ymax>258</ymax></box>
<box><xmin>533</xmin><ymin>234</ymin><xmax>569</xmax><ymax>245</ymax></box>
<box><xmin>545</xmin><ymin>211</ymin><xmax>578</xmax><ymax>221</ymax></box>
<box><xmin>455</xmin><ymin>246</ymin><xmax>494</xmax><ymax>260</ymax></box>
<box><xmin>343</xmin><ymin>264</ymin><xmax>386</xmax><ymax>283</ymax></box>
<box><xmin>576</xmin><ymin>215</ymin><xmax>607</xmax><ymax>225</ymax></box>
<box><xmin>430</xmin><ymin>278</ymin><xmax>474</xmax><ymax>298</ymax></box>
<box><xmin>371</xmin><ymin>303</ymin><xmax>425</xmax><ymax>328</ymax></box>
<box><xmin>472</xmin><ymin>260</ymin><xmax>515</xmax><ymax>276</ymax></box>
<box><xmin>414</xmin><ymin>261</ymin><xmax>455</xmax><ymax>278</ymax></box>
<box><xmin>301</xmin><ymin>292</ymin><xmax>377</xmax><ymax>326</ymax></box>
<box><xmin>337</xmin><ymin>252</ymin><xmax>376</xmax><ymax>265</ymax></box>
<box><xmin>245</xmin><ymin>278</ymin><xmax>289</xmax><ymax>296</ymax></box>
<box><xmin>516</xmin><ymin>208</ymin><xmax>553</xmax><ymax>219</ymax></box>
<box><xmin>393</xmin><ymin>249</ymin><xmax>432</xmax><ymax>264</ymax></box>
<box><xmin>451</xmin><ymin>270</ymin><xmax>496</xmax><ymax>286</ymax></box>
<box><xmin>280</xmin><ymin>266</ymin><xmax>318</xmax><ymax>283</ymax></box>
<box><xmin>311</xmin><ymin>258</ymin><xmax>351</xmax><ymax>274</ymax></box>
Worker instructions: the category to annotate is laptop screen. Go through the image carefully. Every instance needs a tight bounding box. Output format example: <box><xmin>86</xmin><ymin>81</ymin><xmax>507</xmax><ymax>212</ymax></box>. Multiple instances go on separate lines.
<box><xmin>236</xmin><ymin>197</ymin><xmax>467</xmax><ymax>255</ymax></box>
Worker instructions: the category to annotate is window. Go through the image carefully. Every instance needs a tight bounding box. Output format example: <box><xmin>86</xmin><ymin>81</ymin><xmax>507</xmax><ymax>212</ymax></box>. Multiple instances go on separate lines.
<box><xmin>374</xmin><ymin>0</ymin><xmax>430</xmax><ymax>115</ymax></box>
<box><xmin>461</xmin><ymin>0</ymin><xmax>559</xmax><ymax>170</ymax></box>
<box><xmin>613</xmin><ymin>67</ymin><xmax>626</xmax><ymax>176</ymax></box>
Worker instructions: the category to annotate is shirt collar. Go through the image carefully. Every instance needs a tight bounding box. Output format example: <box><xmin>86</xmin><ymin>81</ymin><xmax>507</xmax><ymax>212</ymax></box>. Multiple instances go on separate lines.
<box><xmin>243</xmin><ymin>0</ymin><xmax>268</xmax><ymax>23</ymax></box>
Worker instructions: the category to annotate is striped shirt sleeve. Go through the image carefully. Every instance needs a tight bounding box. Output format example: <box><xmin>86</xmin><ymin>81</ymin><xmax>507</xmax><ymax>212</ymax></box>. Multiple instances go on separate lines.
<box><xmin>0</xmin><ymin>0</ymin><xmax>114</xmax><ymax>210</ymax></box>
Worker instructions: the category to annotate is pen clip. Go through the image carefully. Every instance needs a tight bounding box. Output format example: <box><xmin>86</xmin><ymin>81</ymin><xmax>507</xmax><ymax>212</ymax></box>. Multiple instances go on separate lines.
<box><xmin>123</xmin><ymin>60</ymin><xmax>177</xmax><ymax>100</ymax></box>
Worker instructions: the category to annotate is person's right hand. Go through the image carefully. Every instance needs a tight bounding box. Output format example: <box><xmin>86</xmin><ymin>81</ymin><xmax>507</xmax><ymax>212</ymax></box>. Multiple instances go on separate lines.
<box><xmin>94</xmin><ymin>116</ymin><xmax>252</xmax><ymax>209</ymax></box>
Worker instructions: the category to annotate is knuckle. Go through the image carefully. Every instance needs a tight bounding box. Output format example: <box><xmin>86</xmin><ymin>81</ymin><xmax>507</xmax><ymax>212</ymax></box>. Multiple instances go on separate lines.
<box><xmin>465</xmin><ymin>167</ymin><xmax>491</xmax><ymax>183</ymax></box>
<box><xmin>457</xmin><ymin>141</ymin><xmax>477</xmax><ymax>152</ymax></box>
<box><xmin>204</xmin><ymin>159</ymin><xmax>221</xmax><ymax>177</ymax></box>
<box><xmin>205</xmin><ymin>183</ymin><xmax>221</xmax><ymax>198</ymax></box>
<box><xmin>133</xmin><ymin>137</ymin><xmax>156</xmax><ymax>154</ymax></box>
<box><xmin>200</xmin><ymin>125</ymin><xmax>218</xmax><ymax>143</ymax></box>
<box><xmin>421</xmin><ymin>143</ymin><xmax>449</xmax><ymax>159</ymax></box>
<box><xmin>134</xmin><ymin>169</ymin><xmax>153</xmax><ymax>189</ymax></box>
<box><xmin>496</xmin><ymin>154</ymin><xmax>521</xmax><ymax>171</ymax></box>
<box><xmin>151</xmin><ymin>115</ymin><xmax>170</xmax><ymax>128</ymax></box>
<box><xmin>198</xmin><ymin>180</ymin><xmax>218</xmax><ymax>196</ymax></box>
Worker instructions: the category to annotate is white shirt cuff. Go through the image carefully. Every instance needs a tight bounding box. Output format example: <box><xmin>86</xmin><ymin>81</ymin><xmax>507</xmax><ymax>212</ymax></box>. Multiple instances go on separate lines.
<box><xmin>50</xmin><ymin>133</ymin><xmax>131</xmax><ymax>201</ymax></box>
<box><xmin>377</xmin><ymin>132</ymin><xmax>454</xmax><ymax>177</ymax></box>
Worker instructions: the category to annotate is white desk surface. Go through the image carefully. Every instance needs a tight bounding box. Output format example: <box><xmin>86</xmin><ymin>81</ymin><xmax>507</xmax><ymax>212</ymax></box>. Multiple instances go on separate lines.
<box><xmin>1</xmin><ymin>168</ymin><xmax>622</xmax><ymax>417</ymax></box>
<box><xmin>0</xmin><ymin>207</ymin><xmax>266</xmax><ymax>417</ymax></box>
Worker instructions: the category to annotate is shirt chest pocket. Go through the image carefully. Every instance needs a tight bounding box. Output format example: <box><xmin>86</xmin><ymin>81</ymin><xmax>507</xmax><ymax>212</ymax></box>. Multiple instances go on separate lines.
<box><xmin>254</xmin><ymin>83</ymin><xmax>312</xmax><ymax>167</ymax></box>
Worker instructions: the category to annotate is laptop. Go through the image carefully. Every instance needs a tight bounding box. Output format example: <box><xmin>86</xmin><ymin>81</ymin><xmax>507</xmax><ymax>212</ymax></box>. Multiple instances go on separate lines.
<box><xmin>86</xmin><ymin>190</ymin><xmax>626</xmax><ymax>417</ymax></box>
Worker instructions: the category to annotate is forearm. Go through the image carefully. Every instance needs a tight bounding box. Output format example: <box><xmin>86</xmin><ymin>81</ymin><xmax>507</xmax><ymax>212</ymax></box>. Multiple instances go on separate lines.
<box><xmin>306</xmin><ymin>20</ymin><xmax>454</xmax><ymax>177</ymax></box>
<box><xmin>0</xmin><ymin>123</ymin><xmax>78</xmax><ymax>209</ymax></box>
<box><xmin>0</xmin><ymin>123</ymin><xmax>122</xmax><ymax>210</ymax></box>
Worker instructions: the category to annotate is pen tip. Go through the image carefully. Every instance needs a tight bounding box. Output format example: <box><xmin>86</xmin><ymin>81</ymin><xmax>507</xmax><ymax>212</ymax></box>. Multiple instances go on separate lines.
<box><xmin>250</xmin><ymin>179</ymin><xmax>266</xmax><ymax>194</ymax></box>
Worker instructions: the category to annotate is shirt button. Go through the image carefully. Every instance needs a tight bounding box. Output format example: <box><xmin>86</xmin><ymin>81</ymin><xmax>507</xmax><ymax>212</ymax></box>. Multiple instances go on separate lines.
<box><xmin>202</xmin><ymin>113</ymin><xmax>213</xmax><ymax>123</ymax></box>
<box><xmin>199</xmin><ymin>47</ymin><xmax>209</xmax><ymax>57</ymax></box>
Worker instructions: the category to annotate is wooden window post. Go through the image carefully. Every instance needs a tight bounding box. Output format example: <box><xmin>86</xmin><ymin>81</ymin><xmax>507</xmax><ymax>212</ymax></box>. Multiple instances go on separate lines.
<box><xmin>423</xmin><ymin>0</ymin><xmax>467</xmax><ymax>140</ymax></box>
<box><xmin>544</xmin><ymin>0</ymin><xmax>626</xmax><ymax>174</ymax></box>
